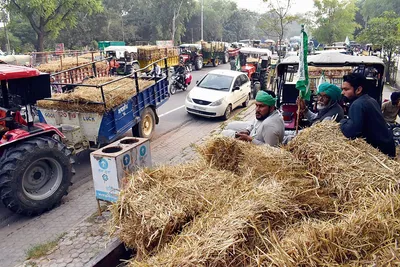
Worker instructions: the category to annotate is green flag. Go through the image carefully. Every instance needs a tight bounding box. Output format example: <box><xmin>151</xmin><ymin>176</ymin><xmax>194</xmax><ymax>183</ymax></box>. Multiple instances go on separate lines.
<box><xmin>235</xmin><ymin>56</ymin><xmax>241</xmax><ymax>71</ymax></box>
<box><xmin>296</xmin><ymin>26</ymin><xmax>310</xmax><ymax>100</ymax></box>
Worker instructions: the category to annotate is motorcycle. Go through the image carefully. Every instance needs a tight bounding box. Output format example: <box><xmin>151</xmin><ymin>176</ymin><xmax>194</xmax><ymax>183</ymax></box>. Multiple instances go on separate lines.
<box><xmin>388</xmin><ymin>123</ymin><xmax>400</xmax><ymax>147</ymax></box>
<box><xmin>169</xmin><ymin>65</ymin><xmax>193</xmax><ymax>95</ymax></box>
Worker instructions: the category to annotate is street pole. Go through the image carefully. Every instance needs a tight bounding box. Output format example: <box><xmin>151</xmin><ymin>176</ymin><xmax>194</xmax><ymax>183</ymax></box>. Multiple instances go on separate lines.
<box><xmin>201</xmin><ymin>0</ymin><xmax>204</xmax><ymax>41</ymax></box>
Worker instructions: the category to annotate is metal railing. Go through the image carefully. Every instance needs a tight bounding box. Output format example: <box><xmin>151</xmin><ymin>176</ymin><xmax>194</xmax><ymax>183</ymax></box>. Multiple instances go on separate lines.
<box><xmin>47</xmin><ymin>57</ymin><xmax>170</xmax><ymax>111</ymax></box>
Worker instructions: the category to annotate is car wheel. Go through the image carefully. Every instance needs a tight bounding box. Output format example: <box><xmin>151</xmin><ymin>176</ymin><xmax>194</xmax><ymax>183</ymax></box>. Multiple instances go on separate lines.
<box><xmin>242</xmin><ymin>94</ymin><xmax>250</xmax><ymax>107</ymax></box>
<box><xmin>222</xmin><ymin>104</ymin><xmax>232</xmax><ymax>120</ymax></box>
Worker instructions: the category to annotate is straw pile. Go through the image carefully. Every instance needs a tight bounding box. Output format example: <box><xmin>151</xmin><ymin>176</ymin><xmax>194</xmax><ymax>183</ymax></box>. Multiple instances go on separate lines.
<box><xmin>286</xmin><ymin>121</ymin><xmax>400</xmax><ymax>209</ymax></box>
<box><xmin>37</xmin><ymin>58</ymin><xmax>107</xmax><ymax>73</ymax></box>
<box><xmin>110</xmin><ymin>122</ymin><xmax>400</xmax><ymax>266</ymax></box>
<box><xmin>36</xmin><ymin>77</ymin><xmax>153</xmax><ymax>113</ymax></box>
<box><xmin>110</xmin><ymin>161</ymin><xmax>246</xmax><ymax>258</ymax></box>
<box><xmin>201</xmin><ymin>41</ymin><xmax>226</xmax><ymax>53</ymax></box>
<box><xmin>137</xmin><ymin>46</ymin><xmax>179</xmax><ymax>61</ymax></box>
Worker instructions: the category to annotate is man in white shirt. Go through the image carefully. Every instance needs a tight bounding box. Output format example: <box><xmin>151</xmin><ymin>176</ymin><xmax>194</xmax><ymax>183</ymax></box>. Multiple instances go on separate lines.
<box><xmin>221</xmin><ymin>90</ymin><xmax>285</xmax><ymax>147</ymax></box>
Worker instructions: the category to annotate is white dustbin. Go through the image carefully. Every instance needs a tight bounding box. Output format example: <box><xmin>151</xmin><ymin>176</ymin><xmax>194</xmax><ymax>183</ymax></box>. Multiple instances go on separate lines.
<box><xmin>90</xmin><ymin>137</ymin><xmax>151</xmax><ymax>203</ymax></box>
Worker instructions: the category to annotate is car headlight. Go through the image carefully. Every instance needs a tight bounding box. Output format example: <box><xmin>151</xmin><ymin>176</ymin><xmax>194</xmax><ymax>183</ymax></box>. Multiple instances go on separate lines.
<box><xmin>186</xmin><ymin>95</ymin><xmax>193</xmax><ymax>103</ymax></box>
<box><xmin>393</xmin><ymin>127</ymin><xmax>400</xmax><ymax>137</ymax></box>
<box><xmin>210</xmin><ymin>98</ymin><xmax>223</xmax><ymax>106</ymax></box>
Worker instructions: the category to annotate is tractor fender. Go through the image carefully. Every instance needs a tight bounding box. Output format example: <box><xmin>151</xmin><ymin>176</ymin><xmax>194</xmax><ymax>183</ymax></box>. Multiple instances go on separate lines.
<box><xmin>0</xmin><ymin>126</ymin><xmax>65</xmax><ymax>148</ymax></box>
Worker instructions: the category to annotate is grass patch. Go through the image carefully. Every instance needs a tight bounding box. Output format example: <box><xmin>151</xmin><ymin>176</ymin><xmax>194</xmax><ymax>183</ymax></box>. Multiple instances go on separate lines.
<box><xmin>24</xmin><ymin>261</ymin><xmax>38</xmax><ymax>267</ymax></box>
<box><xmin>26</xmin><ymin>233</ymin><xmax>66</xmax><ymax>260</ymax></box>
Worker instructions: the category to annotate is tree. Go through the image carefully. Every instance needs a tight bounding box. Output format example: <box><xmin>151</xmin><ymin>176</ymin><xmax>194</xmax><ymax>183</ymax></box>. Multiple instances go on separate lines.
<box><xmin>312</xmin><ymin>0</ymin><xmax>359</xmax><ymax>45</ymax></box>
<box><xmin>360</xmin><ymin>0</ymin><xmax>400</xmax><ymax>23</ymax></box>
<box><xmin>260</xmin><ymin>0</ymin><xmax>297</xmax><ymax>61</ymax></box>
<box><xmin>358</xmin><ymin>11</ymin><xmax>400</xmax><ymax>83</ymax></box>
<box><xmin>7</xmin><ymin>0</ymin><xmax>103</xmax><ymax>52</ymax></box>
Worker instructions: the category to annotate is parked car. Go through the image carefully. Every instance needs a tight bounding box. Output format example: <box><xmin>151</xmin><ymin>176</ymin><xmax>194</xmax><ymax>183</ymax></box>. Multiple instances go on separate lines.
<box><xmin>185</xmin><ymin>70</ymin><xmax>251</xmax><ymax>120</ymax></box>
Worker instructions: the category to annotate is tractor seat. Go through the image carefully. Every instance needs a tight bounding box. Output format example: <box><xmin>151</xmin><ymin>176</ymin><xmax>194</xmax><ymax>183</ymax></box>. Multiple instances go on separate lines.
<box><xmin>282</xmin><ymin>111</ymin><xmax>294</xmax><ymax>122</ymax></box>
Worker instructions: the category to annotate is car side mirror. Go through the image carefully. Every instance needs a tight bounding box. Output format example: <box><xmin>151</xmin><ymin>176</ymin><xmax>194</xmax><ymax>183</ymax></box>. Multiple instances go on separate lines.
<box><xmin>196</xmin><ymin>80</ymin><xmax>199</xmax><ymax>84</ymax></box>
<box><xmin>233</xmin><ymin>86</ymin><xmax>240</xmax><ymax>91</ymax></box>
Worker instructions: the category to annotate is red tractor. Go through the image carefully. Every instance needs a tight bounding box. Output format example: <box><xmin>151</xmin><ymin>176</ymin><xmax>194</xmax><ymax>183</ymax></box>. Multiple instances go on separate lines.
<box><xmin>179</xmin><ymin>44</ymin><xmax>204</xmax><ymax>70</ymax></box>
<box><xmin>238</xmin><ymin>47</ymin><xmax>273</xmax><ymax>99</ymax></box>
<box><xmin>0</xmin><ymin>65</ymin><xmax>73</xmax><ymax>216</ymax></box>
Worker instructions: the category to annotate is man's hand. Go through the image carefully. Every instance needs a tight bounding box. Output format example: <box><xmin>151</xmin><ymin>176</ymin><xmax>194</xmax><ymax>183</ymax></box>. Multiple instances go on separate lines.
<box><xmin>235</xmin><ymin>133</ymin><xmax>253</xmax><ymax>142</ymax></box>
<box><xmin>296</xmin><ymin>97</ymin><xmax>307</xmax><ymax>114</ymax></box>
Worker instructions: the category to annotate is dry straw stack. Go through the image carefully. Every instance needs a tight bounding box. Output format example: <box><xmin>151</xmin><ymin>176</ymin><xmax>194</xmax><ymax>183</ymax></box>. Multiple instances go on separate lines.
<box><xmin>286</xmin><ymin>121</ymin><xmax>400</xmax><ymax>209</ymax></box>
<box><xmin>37</xmin><ymin>56</ymin><xmax>107</xmax><ymax>73</ymax></box>
<box><xmin>110</xmin><ymin>121</ymin><xmax>400</xmax><ymax>266</ymax></box>
<box><xmin>37</xmin><ymin>77</ymin><xmax>153</xmax><ymax>113</ymax></box>
<box><xmin>137</xmin><ymin>46</ymin><xmax>178</xmax><ymax>61</ymax></box>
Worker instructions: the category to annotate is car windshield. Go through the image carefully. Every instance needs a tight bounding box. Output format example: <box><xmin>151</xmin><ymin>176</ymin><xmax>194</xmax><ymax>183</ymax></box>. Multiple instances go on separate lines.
<box><xmin>197</xmin><ymin>74</ymin><xmax>233</xmax><ymax>91</ymax></box>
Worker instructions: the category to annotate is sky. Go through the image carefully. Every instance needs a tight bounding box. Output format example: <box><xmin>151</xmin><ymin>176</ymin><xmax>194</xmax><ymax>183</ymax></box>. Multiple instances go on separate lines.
<box><xmin>234</xmin><ymin>0</ymin><xmax>315</xmax><ymax>14</ymax></box>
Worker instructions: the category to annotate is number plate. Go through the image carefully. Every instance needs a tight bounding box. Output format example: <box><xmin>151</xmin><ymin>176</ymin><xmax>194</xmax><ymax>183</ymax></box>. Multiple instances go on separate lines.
<box><xmin>193</xmin><ymin>105</ymin><xmax>206</xmax><ymax>111</ymax></box>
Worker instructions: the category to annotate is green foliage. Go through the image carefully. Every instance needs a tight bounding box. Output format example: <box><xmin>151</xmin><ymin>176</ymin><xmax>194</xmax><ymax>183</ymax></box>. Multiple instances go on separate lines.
<box><xmin>313</xmin><ymin>0</ymin><xmax>359</xmax><ymax>45</ymax></box>
<box><xmin>360</xmin><ymin>0</ymin><xmax>400</xmax><ymax>22</ymax></box>
<box><xmin>358</xmin><ymin>11</ymin><xmax>400</xmax><ymax>83</ymax></box>
<box><xmin>7</xmin><ymin>0</ymin><xmax>103</xmax><ymax>51</ymax></box>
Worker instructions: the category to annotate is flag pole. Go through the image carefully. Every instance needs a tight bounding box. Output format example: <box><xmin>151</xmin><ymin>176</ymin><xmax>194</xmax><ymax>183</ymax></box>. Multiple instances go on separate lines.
<box><xmin>295</xmin><ymin>25</ymin><xmax>305</xmax><ymax>134</ymax></box>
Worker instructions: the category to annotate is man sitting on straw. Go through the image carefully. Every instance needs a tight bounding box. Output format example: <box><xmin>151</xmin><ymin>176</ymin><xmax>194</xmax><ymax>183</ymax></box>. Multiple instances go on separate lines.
<box><xmin>282</xmin><ymin>82</ymin><xmax>344</xmax><ymax>144</ymax></box>
<box><xmin>297</xmin><ymin>82</ymin><xmax>344</xmax><ymax>124</ymax></box>
<box><xmin>221</xmin><ymin>90</ymin><xmax>284</xmax><ymax>147</ymax></box>
<box><xmin>381</xmin><ymin>92</ymin><xmax>400</xmax><ymax>124</ymax></box>
<box><xmin>340</xmin><ymin>73</ymin><xmax>395</xmax><ymax>157</ymax></box>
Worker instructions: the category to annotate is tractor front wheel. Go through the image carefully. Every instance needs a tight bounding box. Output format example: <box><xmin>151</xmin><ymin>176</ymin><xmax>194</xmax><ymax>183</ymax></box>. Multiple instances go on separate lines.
<box><xmin>0</xmin><ymin>136</ymin><xmax>74</xmax><ymax>216</ymax></box>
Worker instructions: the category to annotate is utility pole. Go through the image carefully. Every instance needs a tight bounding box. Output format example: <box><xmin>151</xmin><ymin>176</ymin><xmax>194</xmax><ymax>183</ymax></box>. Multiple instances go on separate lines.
<box><xmin>201</xmin><ymin>0</ymin><xmax>204</xmax><ymax>41</ymax></box>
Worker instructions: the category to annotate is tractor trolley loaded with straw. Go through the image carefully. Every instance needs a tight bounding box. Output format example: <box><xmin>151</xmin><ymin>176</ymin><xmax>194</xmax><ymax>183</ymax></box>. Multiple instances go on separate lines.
<box><xmin>0</xmin><ymin>58</ymin><xmax>170</xmax><ymax>215</ymax></box>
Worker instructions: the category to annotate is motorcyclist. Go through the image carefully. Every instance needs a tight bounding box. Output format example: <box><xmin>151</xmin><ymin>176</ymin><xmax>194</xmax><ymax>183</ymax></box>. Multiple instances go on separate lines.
<box><xmin>175</xmin><ymin>62</ymin><xmax>186</xmax><ymax>87</ymax></box>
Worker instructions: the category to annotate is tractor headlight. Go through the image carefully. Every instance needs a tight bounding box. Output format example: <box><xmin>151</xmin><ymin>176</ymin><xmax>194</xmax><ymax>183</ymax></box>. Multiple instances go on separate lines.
<box><xmin>210</xmin><ymin>98</ymin><xmax>223</xmax><ymax>106</ymax></box>
<box><xmin>186</xmin><ymin>95</ymin><xmax>193</xmax><ymax>103</ymax></box>
<box><xmin>393</xmin><ymin>127</ymin><xmax>400</xmax><ymax>137</ymax></box>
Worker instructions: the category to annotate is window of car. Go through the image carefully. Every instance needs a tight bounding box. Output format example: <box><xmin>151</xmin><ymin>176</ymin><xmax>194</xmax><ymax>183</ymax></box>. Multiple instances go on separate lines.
<box><xmin>240</xmin><ymin>74</ymin><xmax>249</xmax><ymax>85</ymax></box>
<box><xmin>197</xmin><ymin>74</ymin><xmax>234</xmax><ymax>91</ymax></box>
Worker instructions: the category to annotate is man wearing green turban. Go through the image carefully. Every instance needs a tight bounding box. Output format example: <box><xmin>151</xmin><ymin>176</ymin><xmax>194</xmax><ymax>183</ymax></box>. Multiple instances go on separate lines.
<box><xmin>297</xmin><ymin>82</ymin><xmax>344</xmax><ymax>124</ymax></box>
<box><xmin>221</xmin><ymin>90</ymin><xmax>285</xmax><ymax>147</ymax></box>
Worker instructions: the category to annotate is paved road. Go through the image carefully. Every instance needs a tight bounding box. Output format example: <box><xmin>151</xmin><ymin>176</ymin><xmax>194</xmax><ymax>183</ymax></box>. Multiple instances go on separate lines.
<box><xmin>0</xmin><ymin>63</ymin><xmax>231</xmax><ymax>227</ymax></box>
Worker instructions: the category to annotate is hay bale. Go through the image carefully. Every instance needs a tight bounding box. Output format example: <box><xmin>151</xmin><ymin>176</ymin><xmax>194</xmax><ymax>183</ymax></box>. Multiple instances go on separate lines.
<box><xmin>110</xmin><ymin>161</ymin><xmax>246</xmax><ymax>258</ymax></box>
<box><xmin>263</xmin><ymin>190</ymin><xmax>400</xmax><ymax>266</ymax></box>
<box><xmin>37</xmin><ymin>77</ymin><xmax>153</xmax><ymax>113</ymax></box>
<box><xmin>198</xmin><ymin>136</ymin><xmax>306</xmax><ymax>180</ymax></box>
<box><xmin>132</xmin><ymin>180</ymin><xmax>292</xmax><ymax>266</ymax></box>
<box><xmin>286</xmin><ymin>121</ymin><xmax>400</xmax><ymax>207</ymax></box>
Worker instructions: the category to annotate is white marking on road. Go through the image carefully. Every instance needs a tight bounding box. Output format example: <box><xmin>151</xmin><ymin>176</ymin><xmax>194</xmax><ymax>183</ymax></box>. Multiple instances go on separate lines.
<box><xmin>159</xmin><ymin>105</ymin><xmax>185</xmax><ymax>118</ymax></box>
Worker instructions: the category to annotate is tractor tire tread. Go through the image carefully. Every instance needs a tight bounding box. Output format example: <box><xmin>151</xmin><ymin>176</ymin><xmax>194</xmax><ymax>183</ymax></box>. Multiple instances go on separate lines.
<box><xmin>0</xmin><ymin>136</ymin><xmax>73</xmax><ymax>216</ymax></box>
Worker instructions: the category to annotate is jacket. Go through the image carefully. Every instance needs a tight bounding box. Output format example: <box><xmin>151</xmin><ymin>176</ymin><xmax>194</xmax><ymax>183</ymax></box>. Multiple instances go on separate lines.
<box><xmin>340</xmin><ymin>94</ymin><xmax>395</xmax><ymax>157</ymax></box>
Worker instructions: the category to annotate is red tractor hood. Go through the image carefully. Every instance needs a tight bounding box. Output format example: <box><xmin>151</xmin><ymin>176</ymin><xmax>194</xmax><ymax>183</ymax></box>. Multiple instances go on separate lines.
<box><xmin>0</xmin><ymin>64</ymin><xmax>40</xmax><ymax>80</ymax></box>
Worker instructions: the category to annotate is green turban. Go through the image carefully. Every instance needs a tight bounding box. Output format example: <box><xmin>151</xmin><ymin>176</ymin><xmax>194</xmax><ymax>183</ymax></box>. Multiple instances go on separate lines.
<box><xmin>317</xmin><ymin>82</ymin><xmax>342</xmax><ymax>102</ymax></box>
<box><xmin>255</xmin><ymin>90</ymin><xmax>277</xmax><ymax>106</ymax></box>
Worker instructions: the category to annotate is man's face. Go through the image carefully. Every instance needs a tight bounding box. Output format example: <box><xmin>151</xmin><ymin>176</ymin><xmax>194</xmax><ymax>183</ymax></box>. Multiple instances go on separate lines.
<box><xmin>341</xmin><ymin>81</ymin><xmax>356</xmax><ymax>102</ymax></box>
<box><xmin>317</xmin><ymin>92</ymin><xmax>330</xmax><ymax>110</ymax></box>
<box><xmin>255</xmin><ymin>102</ymin><xmax>271</xmax><ymax>120</ymax></box>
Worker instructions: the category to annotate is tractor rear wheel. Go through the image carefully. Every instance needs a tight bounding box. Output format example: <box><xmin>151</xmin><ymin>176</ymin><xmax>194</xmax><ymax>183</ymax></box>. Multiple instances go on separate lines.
<box><xmin>260</xmin><ymin>70</ymin><xmax>269</xmax><ymax>91</ymax></box>
<box><xmin>132</xmin><ymin>107</ymin><xmax>156</xmax><ymax>139</ymax></box>
<box><xmin>223</xmin><ymin>52</ymin><xmax>229</xmax><ymax>64</ymax></box>
<box><xmin>0</xmin><ymin>136</ymin><xmax>74</xmax><ymax>216</ymax></box>
<box><xmin>195</xmin><ymin>57</ymin><xmax>203</xmax><ymax>70</ymax></box>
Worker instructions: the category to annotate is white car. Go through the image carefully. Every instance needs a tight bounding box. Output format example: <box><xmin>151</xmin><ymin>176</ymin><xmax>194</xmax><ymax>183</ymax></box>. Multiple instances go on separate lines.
<box><xmin>185</xmin><ymin>70</ymin><xmax>251</xmax><ymax>120</ymax></box>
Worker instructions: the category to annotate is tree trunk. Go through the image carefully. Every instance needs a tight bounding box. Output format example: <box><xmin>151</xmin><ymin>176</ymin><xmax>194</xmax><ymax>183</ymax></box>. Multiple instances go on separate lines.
<box><xmin>386</xmin><ymin>51</ymin><xmax>393</xmax><ymax>84</ymax></box>
<box><xmin>36</xmin><ymin>32</ymin><xmax>45</xmax><ymax>52</ymax></box>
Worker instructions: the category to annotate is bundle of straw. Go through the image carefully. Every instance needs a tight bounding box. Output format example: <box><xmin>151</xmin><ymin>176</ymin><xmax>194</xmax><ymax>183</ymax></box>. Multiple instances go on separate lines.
<box><xmin>132</xmin><ymin>180</ymin><xmax>292</xmax><ymax>267</ymax></box>
<box><xmin>37</xmin><ymin>77</ymin><xmax>153</xmax><ymax>113</ymax></box>
<box><xmin>198</xmin><ymin>136</ymin><xmax>337</xmax><ymax>217</ymax></box>
<box><xmin>286</xmin><ymin>121</ymin><xmax>400</xmax><ymax>208</ymax></box>
<box><xmin>110</xmin><ymin>161</ymin><xmax>243</xmax><ymax>258</ymax></box>
<box><xmin>263</xmin><ymin>190</ymin><xmax>400</xmax><ymax>266</ymax></box>
<box><xmin>37</xmin><ymin>59</ymin><xmax>107</xmax><ymax>73</ymax></box>
<box><xmin>137</xmin><ymin>46</ymin><xmax>166</xmax><ymax>61</ymax></box>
